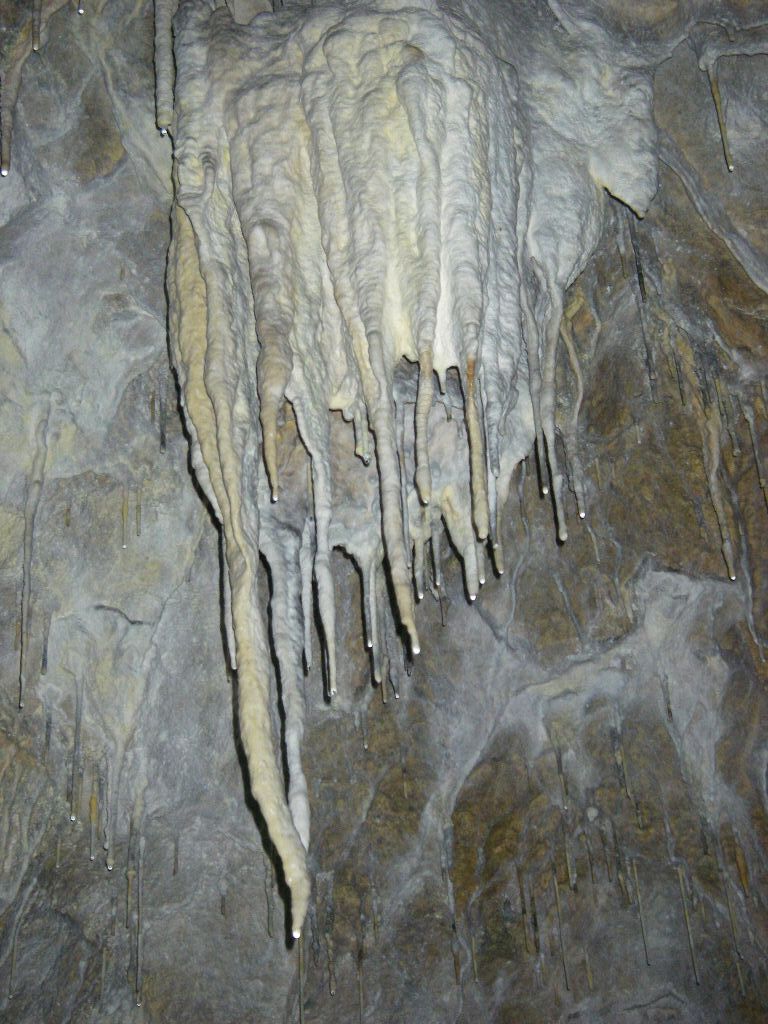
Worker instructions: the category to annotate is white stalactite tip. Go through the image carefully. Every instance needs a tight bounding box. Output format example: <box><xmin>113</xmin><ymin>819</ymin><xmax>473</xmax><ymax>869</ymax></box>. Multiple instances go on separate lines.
<box><xmin>160</xmin><ymin>127</ymin><xmax>168</xmax><ymax>137</ymax></box>
<box><xmin>579</xmin><ymin>510</ymin><xmax>586</xmax><ymax>519</ymax></box>
<box><xmin>0</xmin><ymin>169</ymin><xmax>8</xmax><ymax>178</ymax></box>
<box><xmin>542</xmin><ymin>485</ymin><xmax>550</xmax><ymax>495</ymax></box>
<box><xmin>271</xmin><ymin>492</ymin><xmax>278</xmax><ymax>503</ymax></box>
<box><xmin>729</xmin><ymin>573</ymin><xmax>736</xmax><ymax>581</ymax></box>
<box><xmin>292</xmin><ymin>929</ymin><xmax>301</xmax><ymax>940</ymax></box>
<box><xmin>411</xmin><ymin>644</ymin><xmax>420</xmax><ymax>656</ymax></box>
<box><xmin>479</xmin><ymin>576</ymin><xmax>486</xmax><ymax>586</ymax></box>
<box><xmin>469</xmin><ymin>594</ymin><xmax>477</xmax><ymax>602</ymax></box>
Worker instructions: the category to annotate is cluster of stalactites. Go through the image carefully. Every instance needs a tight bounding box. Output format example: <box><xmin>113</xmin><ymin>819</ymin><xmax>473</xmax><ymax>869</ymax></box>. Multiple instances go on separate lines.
<box><xmin>167</xmin><ymin>0</ymin><xmax>549</xmax><ymax>938</ymax></box>
<box><xmin>1</xmin><ymin>0</ymin><xmax>83</xmax><ymax>176</ymax></box>
<box><xmin>162</xmin><ymin>0</ymin><xmax>674</xmax><ymax>938</ymax></box>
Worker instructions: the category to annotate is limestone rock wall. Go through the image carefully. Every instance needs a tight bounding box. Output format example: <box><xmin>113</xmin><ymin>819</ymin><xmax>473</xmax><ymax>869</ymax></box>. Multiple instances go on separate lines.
<box><xmin>0</xmin><ymin>2</ymin><xmax>766</xmax><ymax>1022</ymax></box>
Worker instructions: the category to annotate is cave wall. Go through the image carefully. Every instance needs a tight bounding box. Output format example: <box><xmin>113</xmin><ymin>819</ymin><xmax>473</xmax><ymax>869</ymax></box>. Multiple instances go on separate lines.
<box><xmin>1</xmin><ymin>2</ymin><xmax>767</xmax><ymax>1022</ymax></box>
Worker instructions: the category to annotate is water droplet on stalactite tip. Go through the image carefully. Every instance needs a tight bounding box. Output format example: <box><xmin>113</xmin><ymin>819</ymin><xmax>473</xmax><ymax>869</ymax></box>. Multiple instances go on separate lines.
<box><xmin>293</xmin><ymin>929</ymin><xmax>301</xmax><ymax>940</ymax></box>
<box><xmin>579</xmin><ymin>511</ymin><xmax>586</xmax><ymax>519</ymax></box>
<box><xmin>729</xmin><ymin>573</ymin><xmax>736</xmax><ymax>581</ymax></box>
<box><xmin>160</xmin><ymin>128</ymin><xmax>168</xmax><ymax>137</ymax></box>
<box><xmin>469</xmin><ymin>594</ymin><xmax>476</xmax><ymax>602</ymax></box>
<box><xmin>1</xmin><ymin>169</ymin><xmax>8</xmax><ymax>178</ymax></box>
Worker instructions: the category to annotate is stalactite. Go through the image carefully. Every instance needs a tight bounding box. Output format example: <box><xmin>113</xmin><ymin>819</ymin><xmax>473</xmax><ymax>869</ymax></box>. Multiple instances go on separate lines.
<box><xmin>631</xmin><ymin>860</ymin><xmax>650</xmax><ymax>966</ymax></box>
<box><xmin>677</xmin><ymin>864</ymin><xmax>700</xmax><ymax>986</ymax></box>
<box><xmin>559</xmin><ymin>313</ymin><xmax>586</xmax><ymax>519</ymax></box>
<box><xmin>135</xmin><ymin>835</ymin><xmax>146</xmax><ymax>1005</ymax></box>
<box><xmin>323</xmin><ymin>904</ymin><xmax>336</xmax><ymax>997</ymax></box>
<box><xmin>18</xmin><ymin>403</ymin><xmax>50</xmax><ymax>710</ymax></box>
<box><xmin>702</xmin><ymin>402</ymin><xmax>737</xmax><ymax>580</ymax></box>
<box><xmin>154</xmin><ymin>0</ymin><xmax>177</xmax><ymax>135</ymax></box>
<box><xmin>742</xmin><ymin>401</ymin><xmax>768</xmax><ymax>513</ymax></box>
<box><xmin>33</xmin><ymin>0</ymin><xmax>43</xmax><ymax>53</ymax></box>
<box><xmin>89</xmin><ymin>765</ymin><xmax>98</xmax><ymax>861</ymax></box>
<box><xmin>552</xmin><ymin>866</ymin><xmax>570</xmax><ymax>991</ymax></box>
<box><xmin>69</xmin><ymin>675</ymin><xmax>84</xmax><ymax>822</ymax></box>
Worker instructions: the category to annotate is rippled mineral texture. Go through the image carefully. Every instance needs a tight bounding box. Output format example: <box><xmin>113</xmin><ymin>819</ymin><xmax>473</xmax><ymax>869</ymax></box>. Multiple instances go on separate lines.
<box><xmin>1</xmin><ymin>1</ymin><xmax>767</xmax><ymax>1023</ymax></box>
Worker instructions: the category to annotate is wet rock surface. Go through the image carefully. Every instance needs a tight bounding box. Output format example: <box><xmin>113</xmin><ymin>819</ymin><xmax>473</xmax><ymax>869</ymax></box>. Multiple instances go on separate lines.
<box><xmin>1</xmin><ymin>2</ymin><xmax>767</xmax><ymax>1022</ymax></box>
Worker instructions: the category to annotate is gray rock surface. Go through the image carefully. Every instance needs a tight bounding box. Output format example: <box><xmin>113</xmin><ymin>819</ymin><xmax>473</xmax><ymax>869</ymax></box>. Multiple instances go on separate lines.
<box><xmin>1</xmin><ymin>2</ymin><xmax>766</xmax><ymax>1022</ymax></box>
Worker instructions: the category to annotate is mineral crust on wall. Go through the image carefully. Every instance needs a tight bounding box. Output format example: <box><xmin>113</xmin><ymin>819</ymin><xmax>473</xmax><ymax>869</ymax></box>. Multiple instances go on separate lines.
<box><xmin>0</xmin><ymin>1</ymin><xmax>767</xmax><ymax>1022</ymax></box>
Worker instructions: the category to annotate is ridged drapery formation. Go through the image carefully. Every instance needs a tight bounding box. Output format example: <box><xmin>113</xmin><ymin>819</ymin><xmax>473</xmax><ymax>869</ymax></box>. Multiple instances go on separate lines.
<box><xmin>165</xmin><ymin>0</ymin><xmax>660</xmax><ymax>937</ymax></box>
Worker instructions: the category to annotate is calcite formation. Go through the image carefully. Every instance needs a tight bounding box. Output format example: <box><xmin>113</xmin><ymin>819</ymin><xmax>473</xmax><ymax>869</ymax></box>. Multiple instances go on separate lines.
<box><xmin>164</xmin><ymin>0</ymin><xmax>662</xmax><ymax>937</ymax></box>
<box><xmin>2</xmin><ymin>2</ymin><xmax>768</xmax><ymax>1019</ymax></box>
